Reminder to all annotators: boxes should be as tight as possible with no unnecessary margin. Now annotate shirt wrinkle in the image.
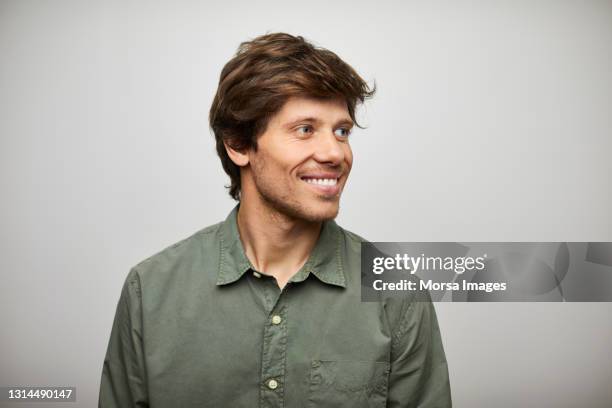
[99,205,451,408]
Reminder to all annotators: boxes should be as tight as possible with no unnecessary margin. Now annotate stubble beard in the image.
[250,160,340,223]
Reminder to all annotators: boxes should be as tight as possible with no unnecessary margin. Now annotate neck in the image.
[236,197,322,290]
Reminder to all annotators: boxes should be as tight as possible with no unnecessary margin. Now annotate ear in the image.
[224,140,250,167]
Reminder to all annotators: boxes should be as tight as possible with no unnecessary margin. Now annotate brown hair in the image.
[209,32,375,201]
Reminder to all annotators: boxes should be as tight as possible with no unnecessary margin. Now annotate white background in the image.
[1,1,611,406]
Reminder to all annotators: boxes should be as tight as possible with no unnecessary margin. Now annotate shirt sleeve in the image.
[99,269,149,407]
[387,293,452,407]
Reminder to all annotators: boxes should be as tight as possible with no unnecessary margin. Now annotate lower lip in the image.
[301,179,341,196]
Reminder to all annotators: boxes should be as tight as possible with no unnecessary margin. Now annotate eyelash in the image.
[296,125,314,135]
[296,125,352,138]
[335,128,352,138]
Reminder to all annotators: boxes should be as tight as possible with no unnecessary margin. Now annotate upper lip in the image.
[299,172,342,179]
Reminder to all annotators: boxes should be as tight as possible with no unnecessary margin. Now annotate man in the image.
[100,32,451,407]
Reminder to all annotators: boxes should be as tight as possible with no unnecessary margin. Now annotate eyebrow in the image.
[284,116,354,129]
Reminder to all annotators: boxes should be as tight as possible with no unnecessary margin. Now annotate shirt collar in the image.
[216,204,346,288]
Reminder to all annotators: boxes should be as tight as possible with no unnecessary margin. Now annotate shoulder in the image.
[340,226,367,244]
[336,223,368,254]
[333,223,366,268]
[333,223,371,288]
[335,223,429,328]
[129,221,223,285]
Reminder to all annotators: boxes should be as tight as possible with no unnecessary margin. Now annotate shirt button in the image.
[253,271,261,278]
[271,315,282,325]
[267,379,278,390]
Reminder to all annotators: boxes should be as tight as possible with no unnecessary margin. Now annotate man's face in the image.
[245,96,354,222]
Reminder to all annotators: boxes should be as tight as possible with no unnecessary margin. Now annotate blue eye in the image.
[297,125,313,135]
[334,127,352,138]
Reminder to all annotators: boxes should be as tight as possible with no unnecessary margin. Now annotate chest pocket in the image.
[307,359,390,407]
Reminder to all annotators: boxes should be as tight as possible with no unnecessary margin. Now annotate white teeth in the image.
[304,178,338,186]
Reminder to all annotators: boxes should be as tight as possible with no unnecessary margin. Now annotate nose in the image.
[312,130,345,165]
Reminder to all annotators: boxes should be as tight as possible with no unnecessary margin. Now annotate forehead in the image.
[270,96,351,125]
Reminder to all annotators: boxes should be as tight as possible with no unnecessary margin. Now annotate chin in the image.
[299,203,339,222]
[258,187,341,222]
[274,201,339,223]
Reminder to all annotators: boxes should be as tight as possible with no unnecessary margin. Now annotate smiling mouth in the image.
[299,176,342,197]
[300,177,339,186]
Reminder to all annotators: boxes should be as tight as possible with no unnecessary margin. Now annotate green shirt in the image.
[100,205,451,407]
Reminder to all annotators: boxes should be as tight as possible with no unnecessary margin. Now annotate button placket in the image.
[259,291,289,408]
